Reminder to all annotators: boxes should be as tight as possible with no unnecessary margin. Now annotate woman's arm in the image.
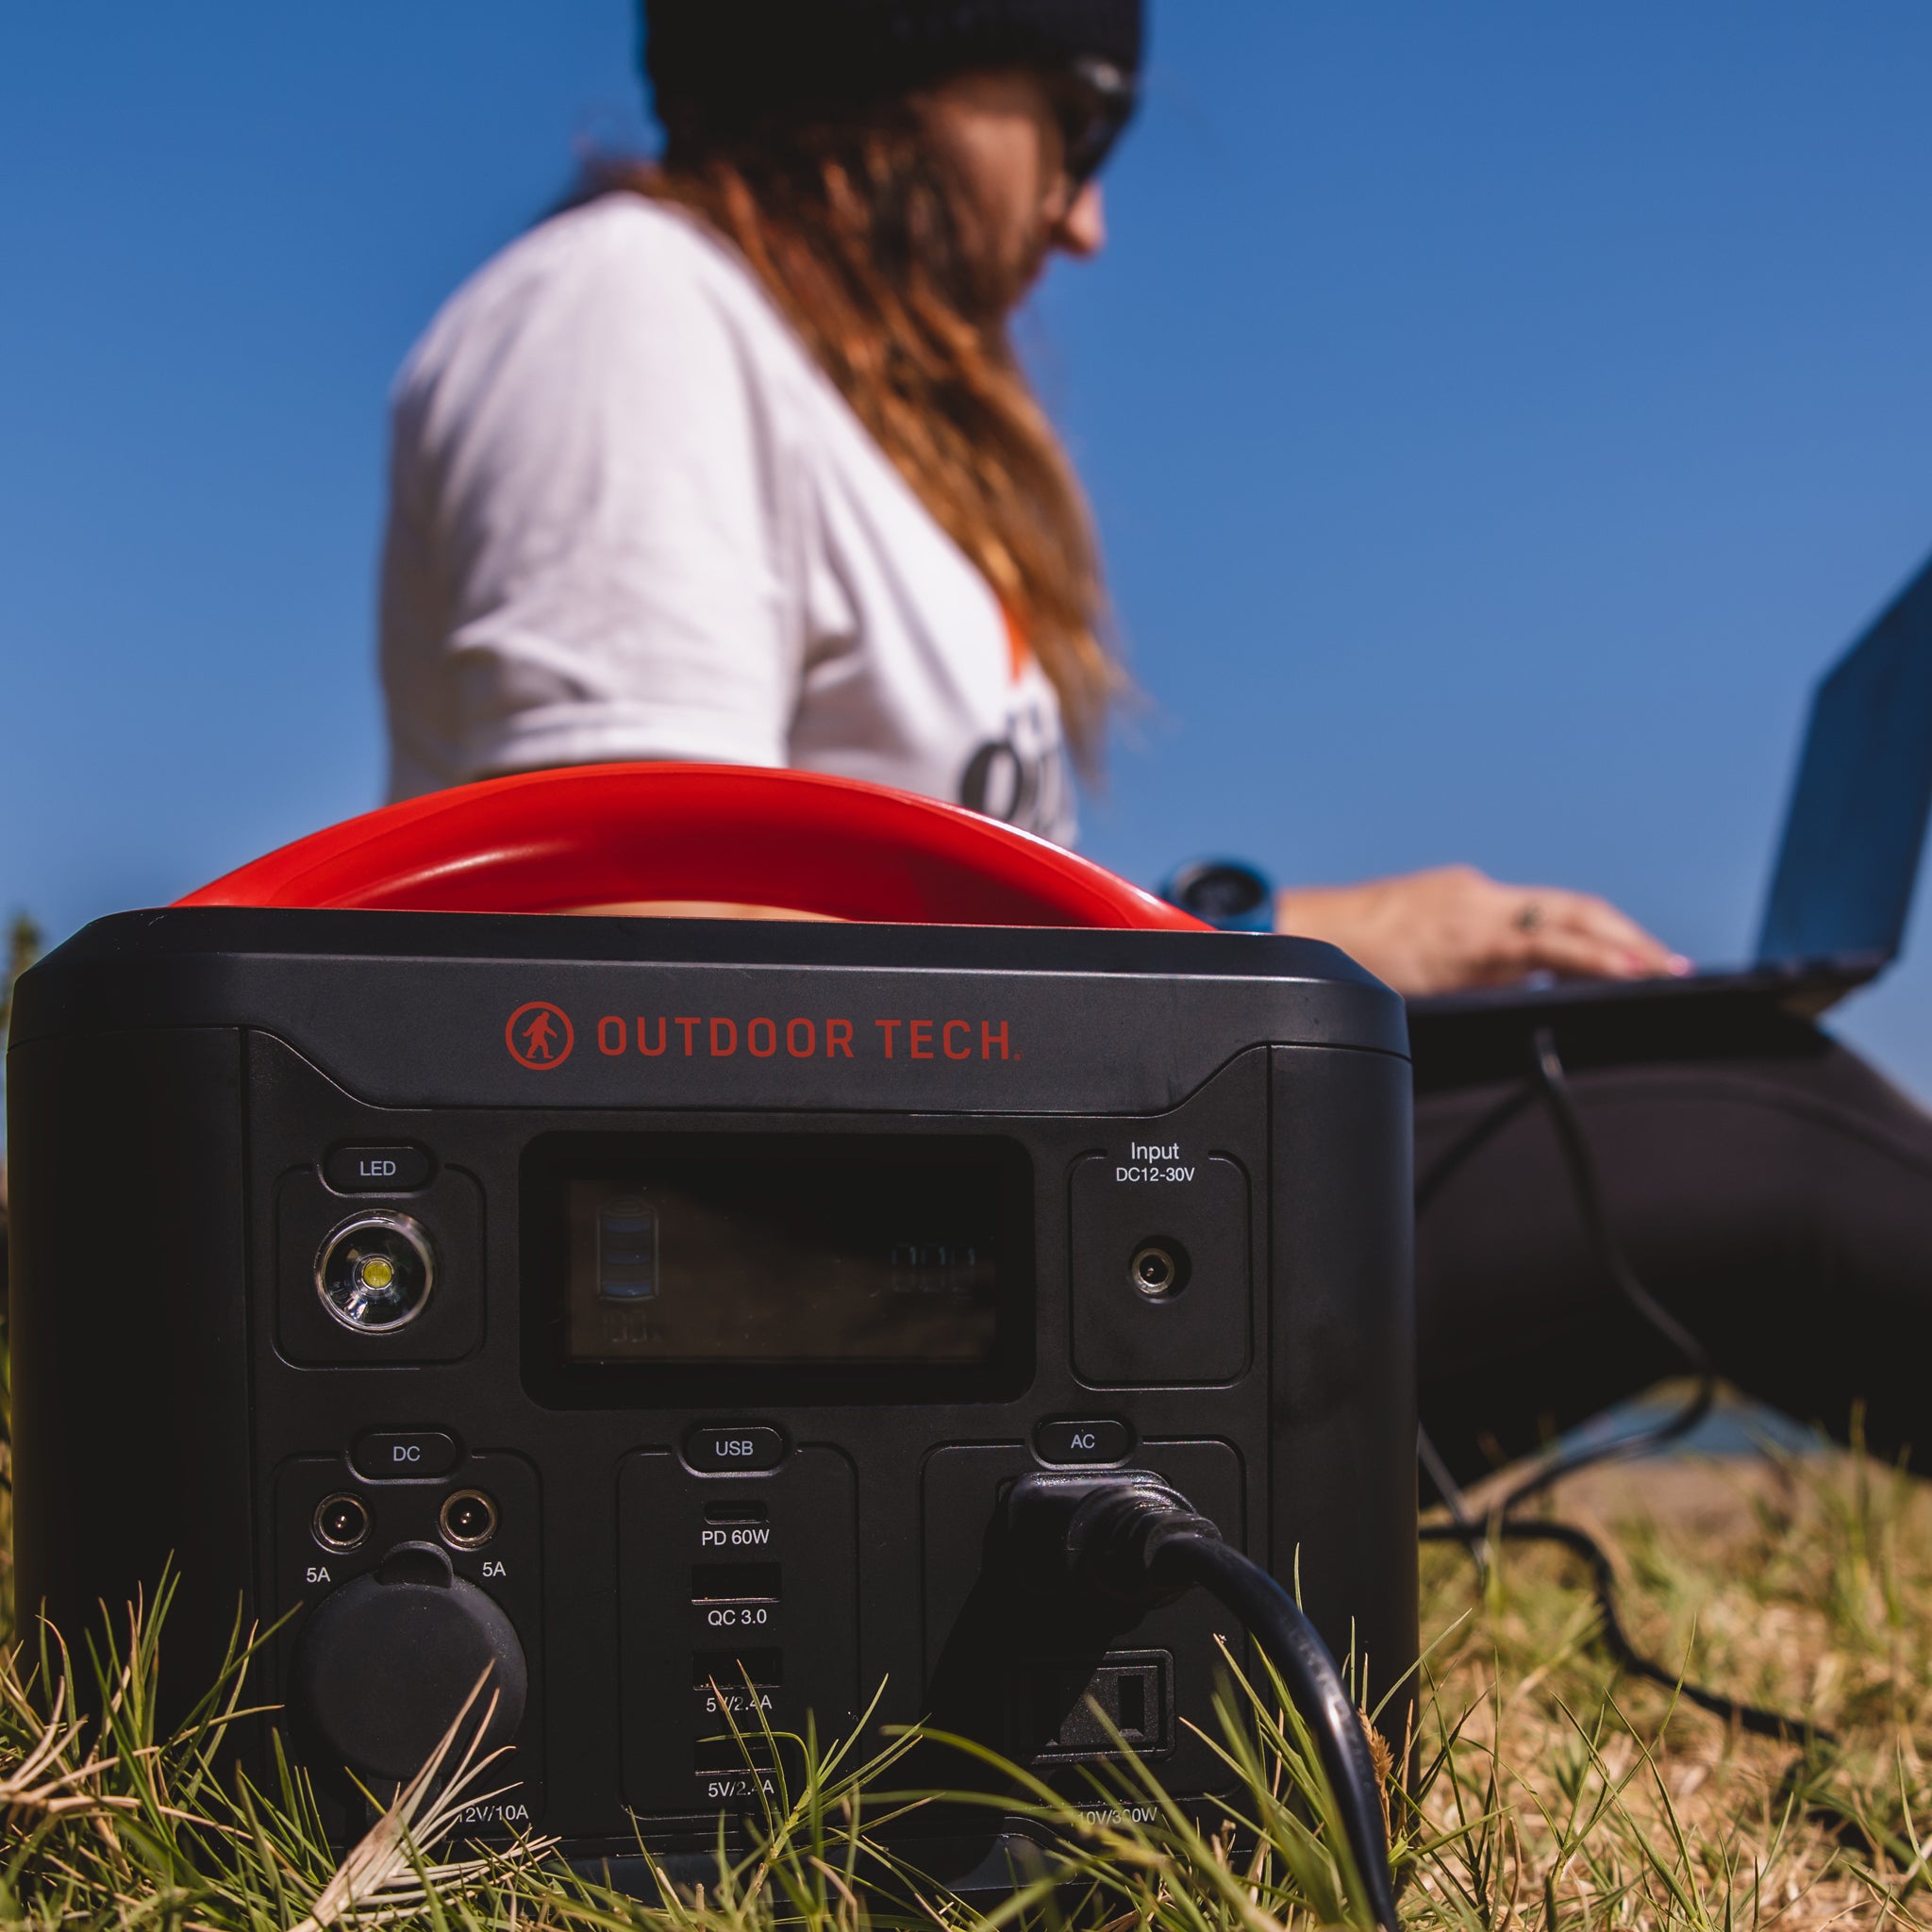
[1274,864,1689,997]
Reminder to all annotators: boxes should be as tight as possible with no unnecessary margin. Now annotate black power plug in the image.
[1007,1472,1399,1932]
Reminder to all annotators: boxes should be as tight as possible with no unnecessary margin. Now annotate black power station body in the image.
[8,908,1415,1878]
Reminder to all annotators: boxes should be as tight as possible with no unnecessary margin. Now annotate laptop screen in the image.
[1757,552,1932,969]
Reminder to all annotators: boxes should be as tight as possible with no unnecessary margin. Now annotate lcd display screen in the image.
[554,1137,1027,1367]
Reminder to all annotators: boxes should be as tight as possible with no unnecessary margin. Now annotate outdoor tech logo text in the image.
[505,1005,1018,1070]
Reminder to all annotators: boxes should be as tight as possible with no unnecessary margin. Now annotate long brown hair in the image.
[597,106,1118,766]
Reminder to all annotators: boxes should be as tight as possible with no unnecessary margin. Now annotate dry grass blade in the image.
[0,1672,134,1821]
[287,1667,556,1932]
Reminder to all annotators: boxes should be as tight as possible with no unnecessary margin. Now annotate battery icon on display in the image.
[597,1196,659,1301]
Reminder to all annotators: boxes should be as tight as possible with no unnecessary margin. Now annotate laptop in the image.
[1409,546,1932,1045]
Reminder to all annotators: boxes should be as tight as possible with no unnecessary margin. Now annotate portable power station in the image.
[6,767,1416,1894]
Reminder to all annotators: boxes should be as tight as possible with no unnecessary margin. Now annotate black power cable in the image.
[1008,1470,1401,1932]
[1418,1024,1828,1745]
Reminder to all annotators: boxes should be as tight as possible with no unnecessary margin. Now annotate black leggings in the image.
[1412,1004,1932,1485]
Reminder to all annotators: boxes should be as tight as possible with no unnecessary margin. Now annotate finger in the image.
[1515,889,1684,974]
[1468,924,1661,987]
[1524,925,1663,982]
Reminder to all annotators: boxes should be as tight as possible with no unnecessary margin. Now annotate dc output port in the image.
[313,1492,371,1553]
[439,1489,498,1552]
[1129,1240,1191,1302]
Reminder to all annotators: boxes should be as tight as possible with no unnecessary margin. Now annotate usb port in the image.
[704,1501,769,1524]
[694,1734,777,1774]
[691,1562,781,1603]
[693,1647,783,1688]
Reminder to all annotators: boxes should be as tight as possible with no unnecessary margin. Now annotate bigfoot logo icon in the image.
[506,1001,575,1070]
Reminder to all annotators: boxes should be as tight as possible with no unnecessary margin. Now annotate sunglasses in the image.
[1056,56,1140,184]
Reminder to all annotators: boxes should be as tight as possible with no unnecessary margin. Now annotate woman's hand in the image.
[1274,865,1690,997]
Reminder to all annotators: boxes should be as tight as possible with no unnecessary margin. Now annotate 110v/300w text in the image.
[592,1017,1017,1062]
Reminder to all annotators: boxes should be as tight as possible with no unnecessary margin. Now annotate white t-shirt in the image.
[379,193,1076,846]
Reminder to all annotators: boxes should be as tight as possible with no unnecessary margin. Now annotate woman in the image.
[380,0,1932,1478]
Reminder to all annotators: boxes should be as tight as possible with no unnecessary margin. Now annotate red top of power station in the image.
[176,762,1208,931]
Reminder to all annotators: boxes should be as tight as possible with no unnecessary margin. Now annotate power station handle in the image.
[175,761,1210,930]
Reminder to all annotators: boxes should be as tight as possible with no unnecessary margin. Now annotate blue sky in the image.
[6,4,1932,1087]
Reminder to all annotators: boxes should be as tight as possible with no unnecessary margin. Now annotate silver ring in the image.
[1515,901,1545,933]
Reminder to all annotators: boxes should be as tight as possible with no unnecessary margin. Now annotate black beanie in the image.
[643,0,1144,136]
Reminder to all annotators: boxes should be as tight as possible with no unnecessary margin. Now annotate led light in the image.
[316,1214,435,1334]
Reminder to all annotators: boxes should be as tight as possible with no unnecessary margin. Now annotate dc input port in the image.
[313,1492,371,1553]
[439,1489,498,1551]
[1130,1240,1191,1301]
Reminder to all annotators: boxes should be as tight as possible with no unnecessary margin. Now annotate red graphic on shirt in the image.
[506,1002,575,1070]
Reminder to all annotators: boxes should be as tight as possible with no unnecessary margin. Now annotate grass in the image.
[0,1420,1929,1931]
[1409,1431,1932,1932]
